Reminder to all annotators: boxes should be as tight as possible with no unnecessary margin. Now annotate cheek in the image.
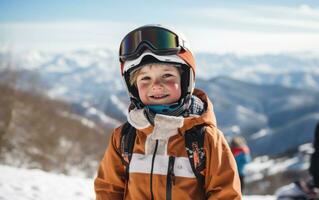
[137,82,151,93]
[165,80,181,98]
[137,83,149,98]
[165,80,180,91]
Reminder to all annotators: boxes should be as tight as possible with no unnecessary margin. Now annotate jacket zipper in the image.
[150,140,159,200]
[166,156,175,200]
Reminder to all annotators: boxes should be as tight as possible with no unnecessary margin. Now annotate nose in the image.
[151,79,163,92]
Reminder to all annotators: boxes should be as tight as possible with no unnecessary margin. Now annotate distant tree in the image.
[0,54,113,177]
[0,60,18,156]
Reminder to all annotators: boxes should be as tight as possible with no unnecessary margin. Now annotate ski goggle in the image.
[119,26,186,62]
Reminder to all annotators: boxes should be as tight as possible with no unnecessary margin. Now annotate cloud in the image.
[184,5,319,32]
[173,4,319,54]
[1,5,319,55]
[181,27,319,55]
[0,21,136,53]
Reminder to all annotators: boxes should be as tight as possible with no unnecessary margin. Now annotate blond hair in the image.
[129,63,182,86]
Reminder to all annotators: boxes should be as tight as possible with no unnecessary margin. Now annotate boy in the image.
[94,24,241,200]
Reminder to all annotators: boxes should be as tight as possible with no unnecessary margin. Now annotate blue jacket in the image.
[231,147,251,176]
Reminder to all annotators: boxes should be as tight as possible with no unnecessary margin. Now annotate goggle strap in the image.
[178,37,186,50]
[120,62,125,74]
[178,51,196,77]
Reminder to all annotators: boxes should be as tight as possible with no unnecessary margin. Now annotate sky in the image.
[1,0,319,55]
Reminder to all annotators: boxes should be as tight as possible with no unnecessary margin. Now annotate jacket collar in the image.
[127,88,217,135]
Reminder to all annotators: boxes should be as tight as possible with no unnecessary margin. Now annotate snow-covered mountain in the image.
[13,49,123,104]
[5,49,319,103]
[2,49,319,157]
[196,53,319,91]
[197,77,319,156]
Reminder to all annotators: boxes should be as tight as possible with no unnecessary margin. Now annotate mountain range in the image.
[2,49,319,157]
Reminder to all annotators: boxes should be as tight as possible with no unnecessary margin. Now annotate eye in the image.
[162,73,174,78]
[140,76,151,81]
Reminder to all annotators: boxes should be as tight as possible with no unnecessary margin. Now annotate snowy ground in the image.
[0,165,94,200]
[0,165,275,200]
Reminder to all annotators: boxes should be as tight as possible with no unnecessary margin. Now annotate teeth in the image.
[151,94,168,99]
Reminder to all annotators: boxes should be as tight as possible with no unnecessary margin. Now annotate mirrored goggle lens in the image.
[120,27,179,57]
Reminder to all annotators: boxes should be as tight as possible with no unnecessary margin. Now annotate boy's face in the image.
[136,64,181,105]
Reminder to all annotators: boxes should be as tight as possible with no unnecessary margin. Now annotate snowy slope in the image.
[0,165,94,200]
[0,165,275,200]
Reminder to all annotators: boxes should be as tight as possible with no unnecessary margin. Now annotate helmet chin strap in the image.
[140,94,192,124]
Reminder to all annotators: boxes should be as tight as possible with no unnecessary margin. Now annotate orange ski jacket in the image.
[94,89,242,200]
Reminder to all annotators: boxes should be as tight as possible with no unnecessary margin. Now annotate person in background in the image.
[309,122,319,193]
[230,135,251,193]
[275,122,319,200]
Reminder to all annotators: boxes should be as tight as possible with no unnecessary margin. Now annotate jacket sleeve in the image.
[94,126,126,200]
[204,127,242,200]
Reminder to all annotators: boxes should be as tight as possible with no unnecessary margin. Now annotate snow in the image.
[0,164,275,200]
[0,165,94,200]
[47,86,69,98]
[274,182,305,198]
[245,150,310,183]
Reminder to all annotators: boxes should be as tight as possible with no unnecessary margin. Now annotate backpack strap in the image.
[120,121,137,181]
[120,121,207,187]
[184,124,206,187]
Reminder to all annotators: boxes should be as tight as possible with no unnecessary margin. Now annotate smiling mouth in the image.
[149,94,169,99]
